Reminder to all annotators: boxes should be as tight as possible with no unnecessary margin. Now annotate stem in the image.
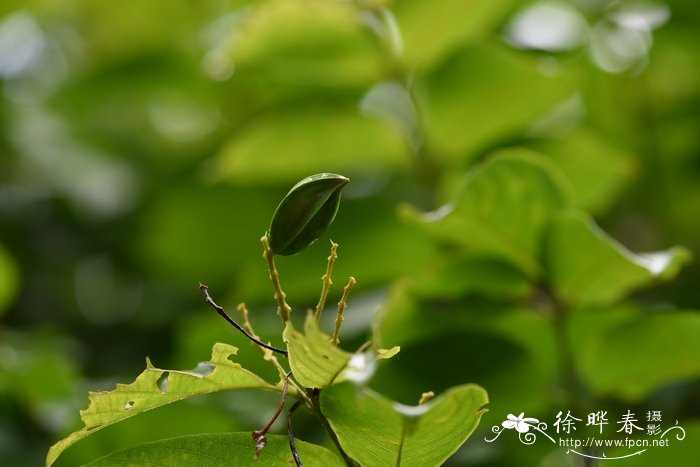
[287,400,303,467]
[314,241,339,322]
[331,277,356,346]
[261,235,292,323]
[308,389,358,467]
[199,284,288,357]
[252,372,292,459]
[545,288,596,467]
[237,303,309,403]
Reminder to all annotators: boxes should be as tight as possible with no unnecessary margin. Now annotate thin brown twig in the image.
[252,371,292,459]
[199,283,288,357]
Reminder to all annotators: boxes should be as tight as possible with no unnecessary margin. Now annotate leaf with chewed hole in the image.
[46,343,276,467]
[283,314,353,388]
[321,382,488,466]
[84,432,344,467]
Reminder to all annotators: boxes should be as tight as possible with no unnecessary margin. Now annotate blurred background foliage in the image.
[0,0,699,465]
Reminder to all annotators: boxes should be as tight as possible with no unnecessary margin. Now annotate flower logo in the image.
[502,413,539,433]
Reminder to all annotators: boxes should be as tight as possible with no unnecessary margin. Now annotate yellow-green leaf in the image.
[545,211,692,307]
[283,314,352,388]
[46,343,275,467]
[402,149,571,277]
[321,382,488,466]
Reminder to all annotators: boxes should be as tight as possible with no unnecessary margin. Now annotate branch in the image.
[199,283,288,357]
[287,400,304,467]
[314,241,338,322]
[252,371,292,459]
[331,277,356,346]
[237,303,309,404]
[261,235,292,323]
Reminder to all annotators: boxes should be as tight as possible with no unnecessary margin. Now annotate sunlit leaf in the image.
[606,422,700,467]
[571,307,700,400]
[46,343,276,467]
[421,42,574,164]
[401,149,571,277]
[216,106,408,183]
[283,314,352,389]
[229,0,384,89]
[321,382,488,466]
[532,127,636,213]
[544,211,692,307]
[85,432,344,467]
[395,0,515,70]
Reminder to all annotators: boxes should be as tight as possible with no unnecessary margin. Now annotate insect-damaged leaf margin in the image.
[46,343,277,467]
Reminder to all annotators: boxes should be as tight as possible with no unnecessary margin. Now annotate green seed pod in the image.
[268,173,349,256]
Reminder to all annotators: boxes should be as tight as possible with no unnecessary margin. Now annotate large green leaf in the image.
[283,314,352,389]
[46,343,277,467]
[570,307,700,400]
[394,0,515,70]
[532,126,636,213]
[401,149,571,277]
[376,281,556,417]
[216,106,408,183]
[228,0,384,89]
[544,211,691,307]
[85,432,344,467]
[421,41,574,164]
[321,382,488,466]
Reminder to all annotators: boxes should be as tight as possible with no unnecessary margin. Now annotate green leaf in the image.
[269,173,349,256]
[421,42,574,164]
[0,242,19,316]
[85,432,345,467]
[46,343,276,467]
[409,256,534,302]
[571,308,700,400]
[532,127,636,213]
[216,106,409,183]
[401,149,571,277]
[544,211,692,307]
[229,0,384,89]
[283,314,352,389]
[395,0,515,70]
[321,382,488,466]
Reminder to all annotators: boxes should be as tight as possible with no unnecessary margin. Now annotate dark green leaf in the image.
[0,243,19,316]
[84,432,345,467]
[269,173,349,256]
